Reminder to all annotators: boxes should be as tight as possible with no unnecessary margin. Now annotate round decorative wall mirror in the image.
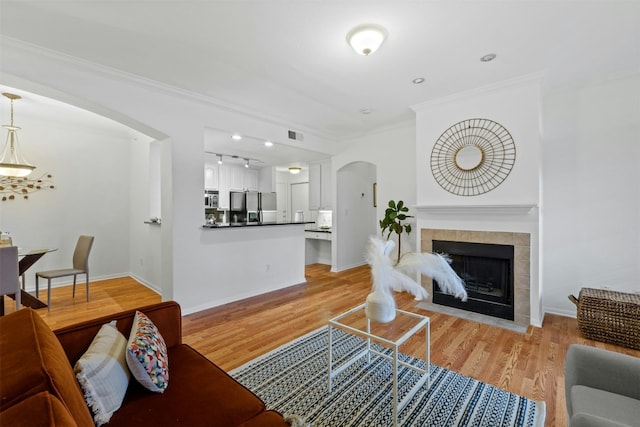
[430,118,516,196]
[454,145,484,171]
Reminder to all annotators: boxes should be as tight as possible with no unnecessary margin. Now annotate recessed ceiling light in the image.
[264,141,273,147]
[480,53,497,62]
[231,134,242,141]
[412,77,425,84]
[360,108,372,115]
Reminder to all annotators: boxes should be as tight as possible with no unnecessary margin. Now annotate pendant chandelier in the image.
[0,93,35,177]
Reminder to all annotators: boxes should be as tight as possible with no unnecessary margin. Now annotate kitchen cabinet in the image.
[230,167,245,191]
[218,166,231,209]
[320,159,332,209]
[216,165,260,209]
[204,163,219,190]
[304,231,331,241]
[308,159,332,210]
[244,169,258,191]
[305,231,331,265]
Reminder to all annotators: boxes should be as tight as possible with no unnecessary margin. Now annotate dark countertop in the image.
[304,227,332,233]
[202,221,313,229]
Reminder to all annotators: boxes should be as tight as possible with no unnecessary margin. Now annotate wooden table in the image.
[1,248,57,314]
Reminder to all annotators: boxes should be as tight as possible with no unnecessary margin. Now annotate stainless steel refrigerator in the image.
[260,192,277,223]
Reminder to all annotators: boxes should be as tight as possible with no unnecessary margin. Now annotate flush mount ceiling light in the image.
[346,24,387,56]
[264,140,273,147]
[231,134,242,141]
[0,93,36,177]
[480,53,497,62]
[288,166,302,175]
[412,77,425,84]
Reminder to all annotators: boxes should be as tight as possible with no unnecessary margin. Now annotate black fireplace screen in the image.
[432,240,514,320]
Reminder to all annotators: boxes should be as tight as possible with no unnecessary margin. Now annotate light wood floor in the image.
[5,264,639,427]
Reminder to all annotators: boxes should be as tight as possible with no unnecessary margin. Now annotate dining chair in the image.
[0,246,21,314]
[35,235,94,310]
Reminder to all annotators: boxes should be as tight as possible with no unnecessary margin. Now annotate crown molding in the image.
[410,71,547,112]
[0,37,338,144]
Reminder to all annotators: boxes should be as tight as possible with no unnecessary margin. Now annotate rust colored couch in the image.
[0,301,290,426]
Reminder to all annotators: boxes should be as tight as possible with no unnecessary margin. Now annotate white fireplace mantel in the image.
[415,204,538,216]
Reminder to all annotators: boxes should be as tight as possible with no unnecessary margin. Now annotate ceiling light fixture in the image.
[346,24,387,56]
[0,93,36,177]
[206,152,263,166]
[288,167,302,175]
[412,77,425,84]
[264,141,273,147]
[480,53,497,62]
[231,134,242,141]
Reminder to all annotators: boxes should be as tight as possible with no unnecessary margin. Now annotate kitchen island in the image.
[185,221,309,315]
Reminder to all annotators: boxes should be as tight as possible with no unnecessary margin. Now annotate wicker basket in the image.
[569,288,640,350]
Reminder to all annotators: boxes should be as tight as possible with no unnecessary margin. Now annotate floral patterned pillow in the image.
[126,311,169,393]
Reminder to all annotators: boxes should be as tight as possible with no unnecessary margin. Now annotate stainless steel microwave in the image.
[205,190,218,208]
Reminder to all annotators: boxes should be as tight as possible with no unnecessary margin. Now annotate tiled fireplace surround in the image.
[421,228,532,327]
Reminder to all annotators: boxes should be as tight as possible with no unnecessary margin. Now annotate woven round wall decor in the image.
[430,118,516,196]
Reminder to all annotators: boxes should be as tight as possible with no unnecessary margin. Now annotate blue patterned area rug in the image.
[230,327,546,427]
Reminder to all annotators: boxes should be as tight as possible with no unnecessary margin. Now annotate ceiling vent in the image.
[288,130,304,141]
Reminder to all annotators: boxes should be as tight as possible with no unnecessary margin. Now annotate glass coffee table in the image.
[328,303,430,426]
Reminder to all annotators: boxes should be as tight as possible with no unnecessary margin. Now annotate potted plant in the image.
[379,200,412,265]
[365,200,467,323]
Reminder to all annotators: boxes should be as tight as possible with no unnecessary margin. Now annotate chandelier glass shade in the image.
[0,93,35,177]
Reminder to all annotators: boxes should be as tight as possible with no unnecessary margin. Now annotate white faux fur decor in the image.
[365,236,467,322]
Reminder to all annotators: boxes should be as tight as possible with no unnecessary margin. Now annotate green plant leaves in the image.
[379,199,414,264]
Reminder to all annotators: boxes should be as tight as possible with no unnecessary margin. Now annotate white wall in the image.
[333,123,417,267]
[128,135,162,292]
[0,101,137,290]
[1,39,336,314]
[541,74,640,316]
[335,161,377,271]
[413,74,542,207]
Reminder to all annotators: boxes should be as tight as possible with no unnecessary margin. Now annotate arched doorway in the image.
[335,161,377,271]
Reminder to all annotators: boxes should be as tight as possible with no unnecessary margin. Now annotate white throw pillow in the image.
[74,320,130,427]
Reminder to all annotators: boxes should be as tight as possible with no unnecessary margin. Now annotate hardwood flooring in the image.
[4,264,638,427]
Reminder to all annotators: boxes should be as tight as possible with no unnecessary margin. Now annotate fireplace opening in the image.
[432,240,514,321]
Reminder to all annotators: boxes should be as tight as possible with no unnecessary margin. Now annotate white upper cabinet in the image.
[218,165,231,209]
[230,167,245,191]
[320,159,332,210]
[215,165,260,208]
[244,169,259,191]
[204,163,219,190]
[308,163,321,210]
[309,159,332,210]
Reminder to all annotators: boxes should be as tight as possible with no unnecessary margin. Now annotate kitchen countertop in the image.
[304,227,332,233]
[202,221,313,229]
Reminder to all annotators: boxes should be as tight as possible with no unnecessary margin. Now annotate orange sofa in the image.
[0,301,289,426]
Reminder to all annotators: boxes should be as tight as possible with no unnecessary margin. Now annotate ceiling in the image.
[204,127,329,170]
[1,1,638,159]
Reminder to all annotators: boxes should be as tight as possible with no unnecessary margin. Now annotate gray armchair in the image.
[565,344,640,427]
